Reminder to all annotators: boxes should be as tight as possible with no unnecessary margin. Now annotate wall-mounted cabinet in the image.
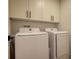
[9,0,43,20]
[9,0,28,18]
[28,0,43,20]
[43,0,59,22]
[9,0,59,23]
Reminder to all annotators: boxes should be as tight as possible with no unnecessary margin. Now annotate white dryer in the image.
[15,28,49,59]
[45,28,69,59]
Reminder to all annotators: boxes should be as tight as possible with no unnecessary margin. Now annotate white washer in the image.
[15,28,49,59]
[45,28,69,59]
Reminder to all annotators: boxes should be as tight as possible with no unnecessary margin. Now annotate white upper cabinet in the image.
[42,0,60,22]
[28,0,43,20]
[9,0,42,20]
[9,0,28,18]
[9,0,59,23]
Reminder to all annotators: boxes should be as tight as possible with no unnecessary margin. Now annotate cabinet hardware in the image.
[29,11,31,18]
[51,16,54,22]
[26,10,28,18]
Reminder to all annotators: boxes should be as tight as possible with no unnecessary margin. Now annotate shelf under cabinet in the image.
[10,17,59,24]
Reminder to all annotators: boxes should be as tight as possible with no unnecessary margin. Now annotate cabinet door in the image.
[28,0,43,20]
[9,0,28,18]
[43,0,59,22]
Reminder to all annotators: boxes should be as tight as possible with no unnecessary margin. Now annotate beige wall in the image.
[8,19,12,35]
[59,0,71,32]
[10,20,58,35]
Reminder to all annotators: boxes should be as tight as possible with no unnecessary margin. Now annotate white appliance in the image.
[15,28,49,59]
[45,28,69,59]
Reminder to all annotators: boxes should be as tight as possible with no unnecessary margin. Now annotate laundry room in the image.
[8,0,71,59]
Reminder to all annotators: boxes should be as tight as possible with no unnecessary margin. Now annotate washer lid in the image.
[16,32,47,36]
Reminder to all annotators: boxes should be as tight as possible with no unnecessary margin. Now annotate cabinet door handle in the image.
[26,10,28,18]
[29,11,31,18]
[51,16,54,22]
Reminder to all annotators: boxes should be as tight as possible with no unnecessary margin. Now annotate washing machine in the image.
[15,28,49,59]
[45,28,70,59]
